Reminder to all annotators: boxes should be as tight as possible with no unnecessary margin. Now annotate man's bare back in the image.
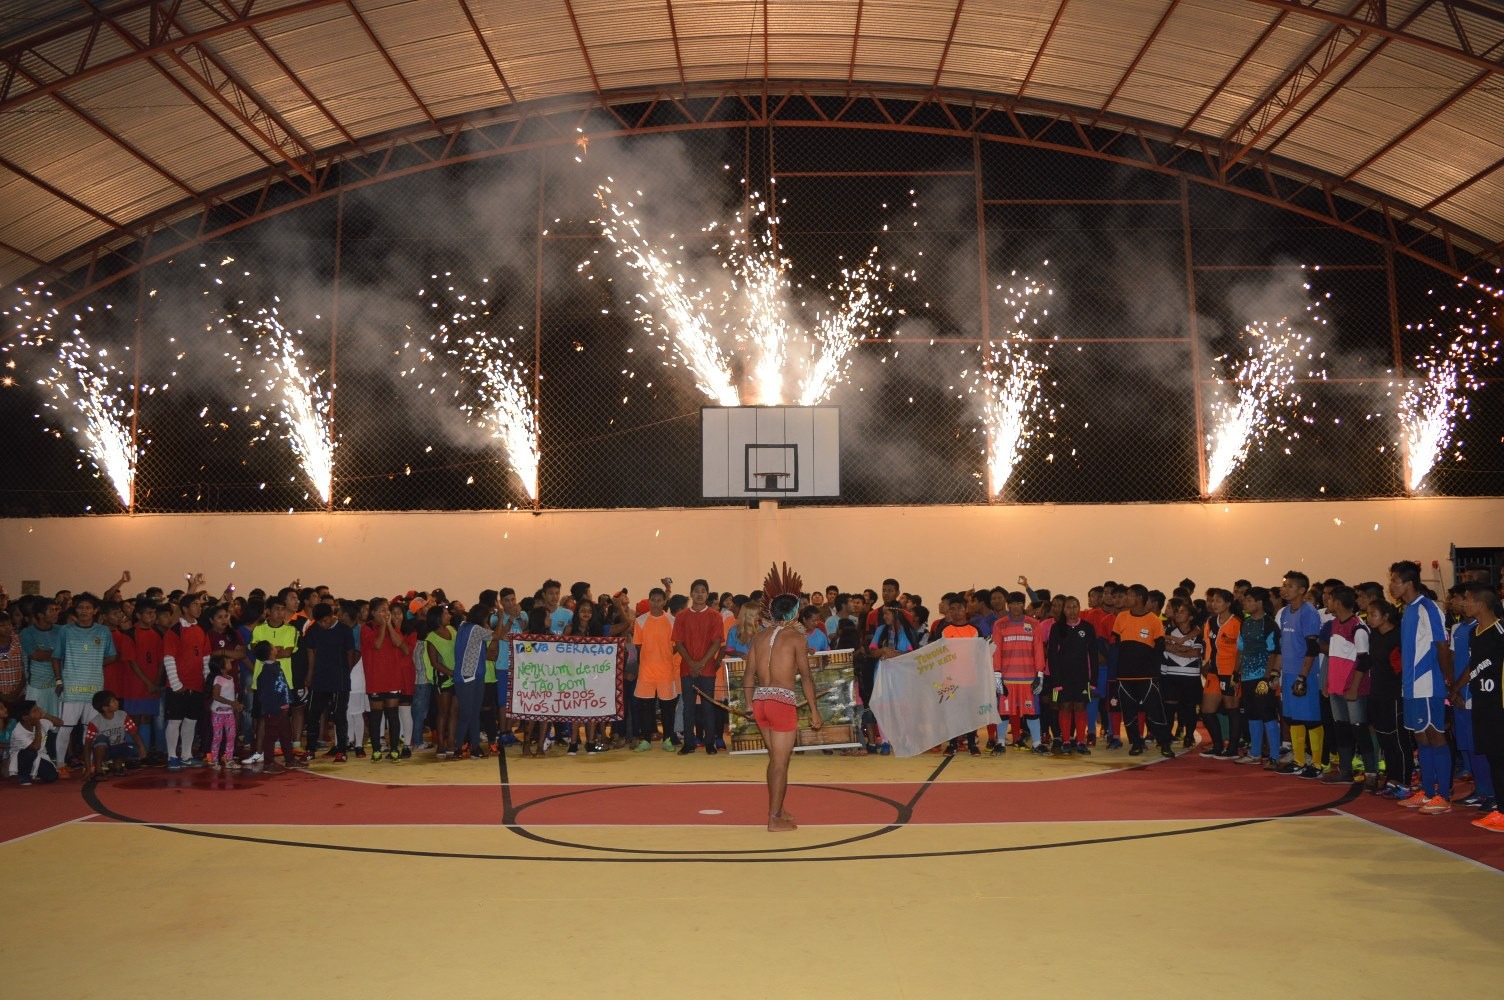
[747,621,805,691]
[743,603,821,832]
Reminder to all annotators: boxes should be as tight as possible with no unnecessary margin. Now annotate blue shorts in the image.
[1281,672,1322,724]
[122,697,158,716]
[1403,694,1446,733]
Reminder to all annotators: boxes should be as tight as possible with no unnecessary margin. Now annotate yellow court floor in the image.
[5,747,1503,998]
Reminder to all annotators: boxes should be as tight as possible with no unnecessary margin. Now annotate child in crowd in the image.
[7,699,62,785]
[83,689,146,778]
[208,655,242,770]
[251,641,299,776]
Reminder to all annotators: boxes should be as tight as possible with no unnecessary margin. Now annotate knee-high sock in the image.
[1472,750,1495,798]
[1426,744,1453,798]
[1226,709,1243,752]
[987,723,998,743]
[1201,712,1223,752]
[1057,706,1073,745]
[1025,717,1041,744]
[179,719,197,759]
[1008,711,1024,742]
[1333,720,1353,773]
[165,719,183,758]
[1355,724,1377,775]
[1264,721,1281,761]
[1249,720,1264,758]
[366,709,380,749]
[385,706,401,750]
[399,705,413,747]
[1290,723,1308,766]
[1307,725,1325,769]
[1074,709,1088,744]
[1085,699,1098,738]
[1417,743,1436,797]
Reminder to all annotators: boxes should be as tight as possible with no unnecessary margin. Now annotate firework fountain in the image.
[1396,301,1499,492]
[39,331,138,508]
[970,270,1055,499]
[1204,301,1328,495]
[412,275,540,502]
[243,306,335,505]
[593,182,894,406]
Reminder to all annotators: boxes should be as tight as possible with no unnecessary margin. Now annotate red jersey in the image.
[162,621,210,693]
[361,623,411,692]
[114,625,163,699]
[671,605,725,678]
[1080,606,1115,642]
[108,629,137,696]
[992,616,1044,681]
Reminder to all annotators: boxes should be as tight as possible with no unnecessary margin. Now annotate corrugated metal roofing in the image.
[0,0,1501,288]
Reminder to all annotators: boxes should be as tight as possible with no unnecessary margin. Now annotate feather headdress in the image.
[761,561,805,626]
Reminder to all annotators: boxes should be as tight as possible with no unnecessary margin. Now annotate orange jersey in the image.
[1203,613,1241,675]
[634,612,677,683]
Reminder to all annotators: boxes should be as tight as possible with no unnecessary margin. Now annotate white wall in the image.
[3,497,1499,603]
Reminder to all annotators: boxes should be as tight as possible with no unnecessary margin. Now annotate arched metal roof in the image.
[2,0,1503,291]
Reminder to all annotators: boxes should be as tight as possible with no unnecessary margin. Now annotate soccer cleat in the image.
[661,739,677,752]
[1399,790,1429,808]
[353,746,366,758]
[1159,746,1175,759]
[1128,745,1145,757]
[706,743,718,755]
[332,752,347,763]
[1296,765,1322,779]
[388,749,402,764]
[240,751,264,765]
[400,746,412,759]
[943,742,958,757]
[989,744,1005,756]
[675,743,693,756]
[633,740,651,752]
[1106,738,1124,751]
[1233,754,1257,765]
[167,757,185,772]
[1215,747,1240,759]
[1319,768,1348,784]
[1273,761,1298,775]
[1199,748,1224,758]
[1418,795,1452,815]
[1262,758,1278,771]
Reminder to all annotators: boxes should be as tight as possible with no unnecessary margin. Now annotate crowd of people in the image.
[2,561,1501,833]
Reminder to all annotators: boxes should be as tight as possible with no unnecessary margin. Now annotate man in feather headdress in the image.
[743,564,821,832]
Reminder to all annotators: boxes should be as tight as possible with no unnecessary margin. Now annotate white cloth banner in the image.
[508,637,623,721]
[869,637,1001,757]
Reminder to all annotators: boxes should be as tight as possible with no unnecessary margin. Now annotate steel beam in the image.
[14,82,1500,315]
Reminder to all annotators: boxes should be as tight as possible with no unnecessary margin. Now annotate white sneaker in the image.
[1233,754,1257,765]
[240,751,264,765]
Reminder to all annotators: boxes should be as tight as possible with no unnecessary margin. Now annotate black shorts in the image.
[483,681,498,709]
[1161,674,1202,705]
[1240,680,1278,722]
[290,686,310,707]
[165,688,204,720]
[1050,664,1090,701]
[367,691,402,703]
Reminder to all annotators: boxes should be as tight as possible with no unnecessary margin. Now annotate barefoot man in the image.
[743,594,821,832]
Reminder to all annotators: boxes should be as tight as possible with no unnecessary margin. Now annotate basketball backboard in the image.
[701,406,840,498]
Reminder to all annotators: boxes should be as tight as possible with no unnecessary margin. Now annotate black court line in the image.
[77,757,1364,864]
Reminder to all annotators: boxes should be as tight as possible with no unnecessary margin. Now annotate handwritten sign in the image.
[507,635,624,722]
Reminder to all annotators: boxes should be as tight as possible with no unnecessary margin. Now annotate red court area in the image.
[7,754,1504,871]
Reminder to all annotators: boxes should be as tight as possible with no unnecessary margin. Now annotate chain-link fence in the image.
[1,115,1499,516]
